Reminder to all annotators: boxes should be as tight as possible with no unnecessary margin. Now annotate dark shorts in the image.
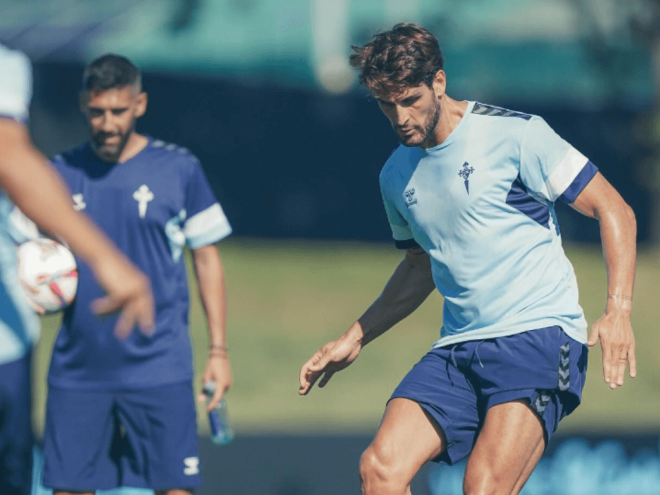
[390,326,588,466]
[0,352,33,495]
[42,381,202,491]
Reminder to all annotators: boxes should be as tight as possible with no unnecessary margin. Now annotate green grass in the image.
[32,239,660,437]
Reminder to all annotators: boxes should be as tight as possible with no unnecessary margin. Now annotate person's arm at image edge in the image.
[0,119,154,336]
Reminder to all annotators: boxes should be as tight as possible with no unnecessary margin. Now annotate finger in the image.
[27,298,45,315]
[299,356,318,388]
[601,342,613,386]
[628,346,637,379]
[587,325,599,347]
[113,304,138,340]
[615,352,627,387]
[318,371,335,388]
[136,296,155,335]
[207,388,225,412]
[299,367,323,395]
[307,351,335,374]
[299,351,325,390]
[90,295,122,316]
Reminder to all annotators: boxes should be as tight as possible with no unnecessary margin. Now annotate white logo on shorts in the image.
[183,456,200,476]
[72,193,86,211]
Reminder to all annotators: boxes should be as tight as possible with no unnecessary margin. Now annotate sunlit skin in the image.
[374,71,468,149]
[80,85,149,163]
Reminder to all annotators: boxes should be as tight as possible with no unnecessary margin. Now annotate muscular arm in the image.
[192,244,232,410]
[299,247,435,395]
[356,247,436,345]
[570,171,637,388]
[0,119,154,336]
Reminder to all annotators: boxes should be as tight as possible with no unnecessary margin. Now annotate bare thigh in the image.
[464,399,546,495]
[361,398,447,492]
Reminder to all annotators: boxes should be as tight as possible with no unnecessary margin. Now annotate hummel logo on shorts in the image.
[183,456,200,475]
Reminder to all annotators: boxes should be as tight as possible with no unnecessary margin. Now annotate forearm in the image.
[0,123,122,268]
[192,244,228,348]
[354,249,435,346]
[598,204,636,315]
[571,173,637,315]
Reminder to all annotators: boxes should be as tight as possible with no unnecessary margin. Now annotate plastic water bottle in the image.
[203,381,234,445]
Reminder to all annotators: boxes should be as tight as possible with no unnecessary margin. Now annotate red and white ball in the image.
[17,238,78,314]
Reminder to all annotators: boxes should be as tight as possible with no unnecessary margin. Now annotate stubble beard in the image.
[398,98,442,148]
[92,124,135,163]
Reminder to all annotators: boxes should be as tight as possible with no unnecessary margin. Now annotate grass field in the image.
[32,238,660,437]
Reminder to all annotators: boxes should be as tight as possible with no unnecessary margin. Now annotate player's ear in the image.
[135,92,148,118]
[432,70,446,99]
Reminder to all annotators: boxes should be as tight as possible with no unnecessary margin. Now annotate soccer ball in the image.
[17,238,78,314]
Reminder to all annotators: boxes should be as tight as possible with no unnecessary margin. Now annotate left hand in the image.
[197,353,232,412]
[20,280,45,314]
[588,308,636,389]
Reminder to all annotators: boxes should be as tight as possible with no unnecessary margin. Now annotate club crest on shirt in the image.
[458,162,475,194]
[133,184,154,218]
[404,188,417,208]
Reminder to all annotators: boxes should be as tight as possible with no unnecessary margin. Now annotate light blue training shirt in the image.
[0,44,40,365]
[380,101,598,347]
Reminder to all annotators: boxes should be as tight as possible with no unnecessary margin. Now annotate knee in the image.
[463,468,508,495]
[359,445,408,494]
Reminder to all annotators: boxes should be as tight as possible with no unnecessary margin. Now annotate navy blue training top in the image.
[48,138,232,390]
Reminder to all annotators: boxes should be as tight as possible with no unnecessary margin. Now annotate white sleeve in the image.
[520,116,597,204]
[0,46,32,123]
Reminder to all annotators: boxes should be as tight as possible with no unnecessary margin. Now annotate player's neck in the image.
[424,96,468,149]
[116,133,149,164]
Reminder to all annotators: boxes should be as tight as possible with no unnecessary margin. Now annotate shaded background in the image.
[2,0,659,494]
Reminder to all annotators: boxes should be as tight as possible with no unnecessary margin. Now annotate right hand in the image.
[298,329,363,395]
[88,253,155,339]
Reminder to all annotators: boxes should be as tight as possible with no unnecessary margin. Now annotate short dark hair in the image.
[82,54,141,92]
[349,23,444,97]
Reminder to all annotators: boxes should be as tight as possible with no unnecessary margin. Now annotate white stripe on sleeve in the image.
[546,147,589,201]
[184,203,232,249]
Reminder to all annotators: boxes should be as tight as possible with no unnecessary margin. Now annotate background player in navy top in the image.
[41,55,233,495]
[299,24,637,495]
[0,45,154,495]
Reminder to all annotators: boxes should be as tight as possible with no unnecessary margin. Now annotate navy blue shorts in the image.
[390,326,588,465]
[42,381,201,491]
[0,352,33,495]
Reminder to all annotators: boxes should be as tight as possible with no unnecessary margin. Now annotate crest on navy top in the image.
[458,162,475,194]
[404,188,417,208]
[133,184,154,218]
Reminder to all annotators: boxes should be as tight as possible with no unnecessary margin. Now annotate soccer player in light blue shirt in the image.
[299,24,637,495]
[0,44,154,495]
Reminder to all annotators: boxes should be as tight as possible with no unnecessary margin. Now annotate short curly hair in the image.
[349,23,444,97]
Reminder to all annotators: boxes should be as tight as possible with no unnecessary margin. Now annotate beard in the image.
[91,124,134,163]
[397,99,441,148]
